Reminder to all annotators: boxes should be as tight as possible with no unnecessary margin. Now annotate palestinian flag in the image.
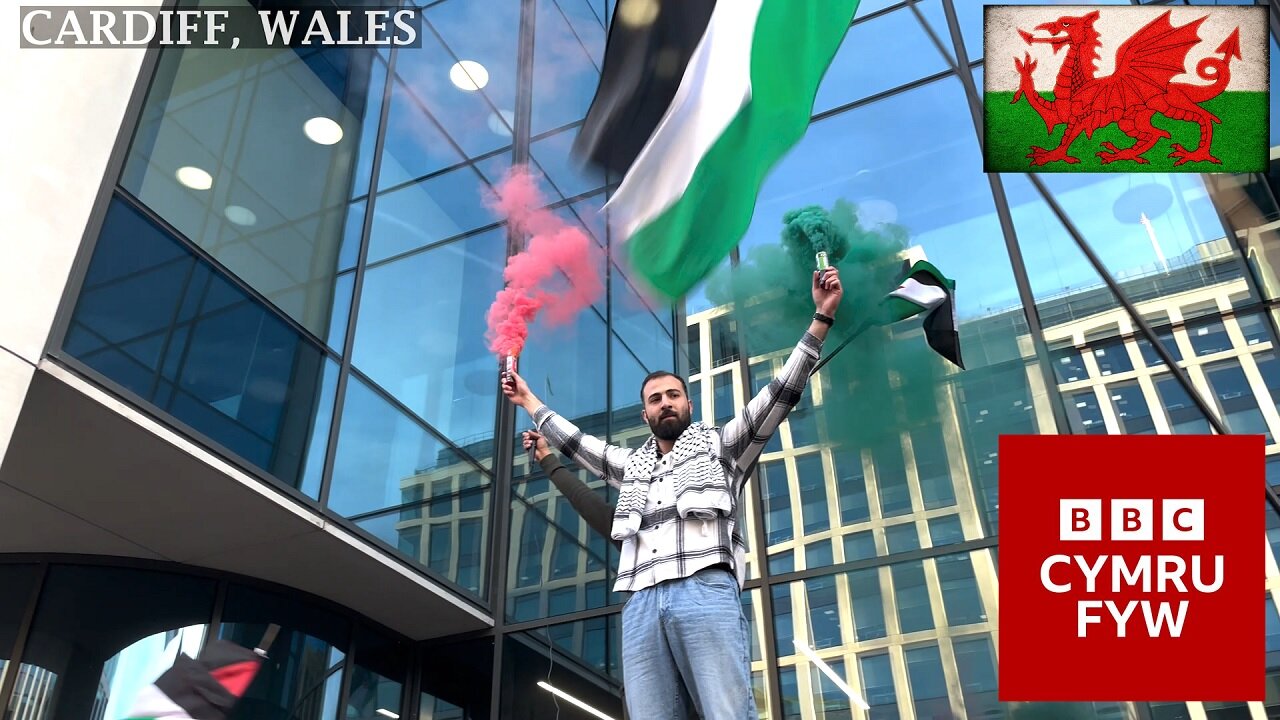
[578,0,861,301]
[983,5,1268,173]
[122,640,264,719]
[877,260,962,369]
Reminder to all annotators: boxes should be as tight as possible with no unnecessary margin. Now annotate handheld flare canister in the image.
[816,251,830,282]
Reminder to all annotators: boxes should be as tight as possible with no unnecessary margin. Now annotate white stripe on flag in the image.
[604,0,764,238]
[889,277,947,310]
[125,684,194,719]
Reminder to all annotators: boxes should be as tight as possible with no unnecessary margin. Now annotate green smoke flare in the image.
[705,200,948,450]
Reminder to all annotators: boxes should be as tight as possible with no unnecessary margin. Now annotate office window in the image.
[772,586,794,657]
[710,316,740,367]
[514,500,548,589]
[912,424,955,509]
[937,554,987,625]
[1050,344,1088,383]
[892,561,933,633]
[1186,307,1232,356]
[1205,361,1271,441]
[401,485,424,521]
[770,550,796,575]
[430,478,453,518]
[813,659,852,720]
[1068,390,1108,435]
[763,460,794,544]
[686,324,703,375]
[806,576,842,649]
[954,636,999,720]
[806,540,835,570]
[428,524,452,577]
[860,653,899,720]
[1089,335,1133,376]
[928,515,965,547]
[874,440,913,518]
[713,372,736,426]
[1156,375,1213,435]
[885,524,920,554]
[1238,313,1272,346]
[905,644,949,719]
[456,518,483,595]
[550,499,582,581]
[848,568,887,641]
[1109,381,1155,435]
[835,450,871,525]
[1137,313,1182,367]
[459,471,483,512]
[797,454,831,534]
[843,531,877,562]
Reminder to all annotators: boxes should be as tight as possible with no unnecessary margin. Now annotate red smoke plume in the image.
[485,166,604,358]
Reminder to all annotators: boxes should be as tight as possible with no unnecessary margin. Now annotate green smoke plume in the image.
[705,200,949,451]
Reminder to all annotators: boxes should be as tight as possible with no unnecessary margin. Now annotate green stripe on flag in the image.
[623,0,861,300]
[984,91,1268,173]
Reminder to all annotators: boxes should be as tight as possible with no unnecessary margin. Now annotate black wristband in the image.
[813,312,834,326]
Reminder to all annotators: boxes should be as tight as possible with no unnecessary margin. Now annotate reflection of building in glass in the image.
[689,232,1280,719]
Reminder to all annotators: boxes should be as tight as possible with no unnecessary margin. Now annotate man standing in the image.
[502,268,843,719]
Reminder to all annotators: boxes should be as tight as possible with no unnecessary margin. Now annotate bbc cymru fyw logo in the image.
[999,435,1263,702]
[983,5,1269,173]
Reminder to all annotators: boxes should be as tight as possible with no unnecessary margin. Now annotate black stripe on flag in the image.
[572,0,717,179]
[153,654,239,719]
[904,265,963,370]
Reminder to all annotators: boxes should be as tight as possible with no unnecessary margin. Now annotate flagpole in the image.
[810,319,872,376]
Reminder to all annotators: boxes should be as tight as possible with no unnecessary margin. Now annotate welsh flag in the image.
[983,5,1267,173]
[877,260,962,370]
[576,0,861,301]
[122,640,264,719]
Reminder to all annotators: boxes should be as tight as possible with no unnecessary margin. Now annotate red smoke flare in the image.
[485,166,604,358]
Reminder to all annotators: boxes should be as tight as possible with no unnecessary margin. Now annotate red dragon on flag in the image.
[1004,9,1245,169]
[983,5,1264,172]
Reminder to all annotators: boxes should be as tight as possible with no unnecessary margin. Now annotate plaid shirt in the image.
[533,331,823,593]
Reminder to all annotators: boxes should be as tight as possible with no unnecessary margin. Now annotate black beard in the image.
[650,412,691,441]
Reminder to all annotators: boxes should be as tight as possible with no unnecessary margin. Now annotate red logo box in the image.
[999,435,1264,701]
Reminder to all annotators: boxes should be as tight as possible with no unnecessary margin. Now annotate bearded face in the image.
[641,374,694,441]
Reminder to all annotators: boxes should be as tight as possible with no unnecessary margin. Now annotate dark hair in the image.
[639,371,688,402]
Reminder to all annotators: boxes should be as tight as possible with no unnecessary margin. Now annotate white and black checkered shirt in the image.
[533,331,823,593]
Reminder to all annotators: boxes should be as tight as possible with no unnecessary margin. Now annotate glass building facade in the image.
[7,0,1280,718]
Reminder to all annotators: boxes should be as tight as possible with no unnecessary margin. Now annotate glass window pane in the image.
[770,550,796,575]
[816,1,951,113]
[848,568,887,641]
[885,523,920,554]
[1137,313,1182,367]
[912,424,955,509]
[797,454,831,535]
[121,42,386,338]
[1156,375,1213,435]
[806,577,843,649]
[954,636,999,720]
[892,561,933,633]
[843,532,877,562]
[762,460,794,545]
[1067,390,1108,435]
[859,653,899,720]
[928,515,965,547]
[710,316,740,368]
[65,198,338,498]
[936,554,987,625]
[806,540,835,570]
[713,372,736,427]
[1109,381,1156,435]
[835,450,870,525]
[220,584,348,720]
[353,229,507,460]
[0,565,39,713]
[875,441,912,518]
[331,375,490,597]
[905,644,948,719]
[1206,361,1271,441]
[15,566,216,720]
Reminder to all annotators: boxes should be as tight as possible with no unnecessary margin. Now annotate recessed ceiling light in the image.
[617,0,659,27]
[304,117,343,145]
[175,166,213,190]
[449,60,489,91]
[224,205,257,226]
[488,109,516,137]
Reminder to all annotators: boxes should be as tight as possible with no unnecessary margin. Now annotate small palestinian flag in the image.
[983,5,1268,173]
[121,640,264,719]
[575,0,862,301]
[878,260,962,369]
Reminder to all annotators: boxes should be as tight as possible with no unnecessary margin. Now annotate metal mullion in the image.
[0,562,48,718]
[373,144,516,198]
[489,0,538,714]
[755,537,998,588]
[317,38,402,511]
[501,603,626,636]
[931,0,1073,434]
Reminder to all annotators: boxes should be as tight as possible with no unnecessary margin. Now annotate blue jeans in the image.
[621,566,756,719]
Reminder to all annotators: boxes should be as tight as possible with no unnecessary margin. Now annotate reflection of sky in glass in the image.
[103,626,206,720]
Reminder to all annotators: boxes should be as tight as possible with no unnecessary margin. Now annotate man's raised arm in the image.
[722,267,844,482]
[503,369,629,487]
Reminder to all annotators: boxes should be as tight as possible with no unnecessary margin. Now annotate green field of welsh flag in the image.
[984,5,1268,173]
